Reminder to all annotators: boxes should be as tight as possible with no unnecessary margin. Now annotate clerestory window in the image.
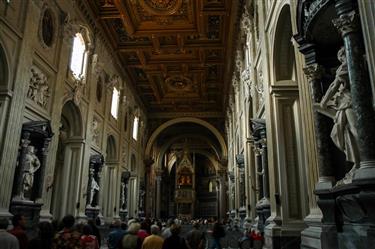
[132,116,139,140]
[70,33,88,79]
[111,87,120,119]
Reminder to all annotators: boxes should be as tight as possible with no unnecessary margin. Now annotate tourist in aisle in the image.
[141,224,163,249]
[8,214,28,249]
[161,224,187,249]
[0,218,19,249]
[28,221,55,249]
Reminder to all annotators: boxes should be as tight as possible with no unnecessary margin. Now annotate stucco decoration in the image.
[27,66,50,108]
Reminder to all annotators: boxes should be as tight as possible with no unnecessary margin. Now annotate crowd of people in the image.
[0,214,232,249]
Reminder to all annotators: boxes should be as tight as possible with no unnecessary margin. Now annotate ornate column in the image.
[259,135,269,200]
[235,154,246,208]
[86,167,94,207]
[37,137,52,199]
[119,171,130,220]
[155,169,162,219]
[303,63,335,188]
[254,145,263,201]
[333,1,375,181]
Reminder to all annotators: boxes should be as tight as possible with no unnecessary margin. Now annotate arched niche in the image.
[273,5,295,82]
[0,42,10,146]
[156,134,221,171]
[61,100,83,137]
[106,135,117,162]
[51,100,84,219]
[145,117,227,160]
[0,42,9,87]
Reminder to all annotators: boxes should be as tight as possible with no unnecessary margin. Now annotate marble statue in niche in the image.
[318,46,360,185]
[89,168,100,206]
[27,67,50,108]
[120,181,126,209]
[21,146,41,199]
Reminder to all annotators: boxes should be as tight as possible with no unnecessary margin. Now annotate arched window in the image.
[208,181,213,192]
[111,87,120,119]
[70,33,88,79]
[132,116,139,140]
[208,180,216,192]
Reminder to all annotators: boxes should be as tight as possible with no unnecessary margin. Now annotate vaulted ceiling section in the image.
[87,0,239,117]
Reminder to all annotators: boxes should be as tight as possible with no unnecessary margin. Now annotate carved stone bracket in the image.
[303,63,325,81]
[240,6,253,36]
[332,11,358,37]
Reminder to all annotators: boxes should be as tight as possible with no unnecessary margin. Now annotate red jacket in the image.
[9,226,29,249]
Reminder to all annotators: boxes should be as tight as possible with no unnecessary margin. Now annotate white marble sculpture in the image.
[89,168,100,206]
[319,46,360,185]
[21,146,41,199]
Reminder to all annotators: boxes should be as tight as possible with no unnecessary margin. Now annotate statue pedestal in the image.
[239,206,247,220]
[85,206,100,220]
[10,199,43,229]
[315,182,375,249]
[255,198,270,232]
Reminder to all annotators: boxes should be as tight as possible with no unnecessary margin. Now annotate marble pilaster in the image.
[358,0,375,109]
[0,0,40,218]
[155,170,162,218]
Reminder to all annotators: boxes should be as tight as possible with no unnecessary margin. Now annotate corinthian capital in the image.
[303,64,324,81]
[332,11,358,37]
[241,7,253,35]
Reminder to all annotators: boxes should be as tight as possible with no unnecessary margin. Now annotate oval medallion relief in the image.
[39,8,56,48]
[140,0,182,15]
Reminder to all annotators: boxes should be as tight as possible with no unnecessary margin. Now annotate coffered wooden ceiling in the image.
[87,0,238,116]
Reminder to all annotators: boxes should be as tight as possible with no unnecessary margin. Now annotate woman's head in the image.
[170,224,181,235]
[127,222,141,234]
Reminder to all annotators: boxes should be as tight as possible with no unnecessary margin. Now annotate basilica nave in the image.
[1,0,375,248]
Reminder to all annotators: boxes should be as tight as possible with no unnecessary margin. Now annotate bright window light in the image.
[111,87,120,119]
[70,33,86,78]
[132,116,139,140]
[209,181,213,192]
